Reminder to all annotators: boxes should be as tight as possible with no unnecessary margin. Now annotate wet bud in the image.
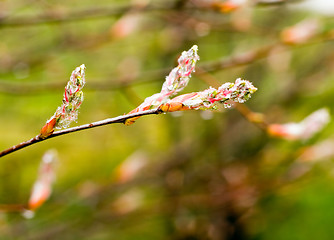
[159,78,257,112]
[125,46,199,125]
[39,64,86,138]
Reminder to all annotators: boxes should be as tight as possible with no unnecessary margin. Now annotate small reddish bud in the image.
[159,102,186,112]
[125,117,140,126]
[39,117,57,139]
[267,124,294,140]
[212,1,240,13]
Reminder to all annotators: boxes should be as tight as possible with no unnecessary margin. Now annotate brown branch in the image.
[0,108,162,158]
[254,0,305,6]
[0,204,27,212]
[0,0,301,28]
[200,44,275,72]
[0,4,170,28]
[233,103,268,130]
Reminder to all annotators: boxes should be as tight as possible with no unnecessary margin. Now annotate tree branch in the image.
[0,108,162,158]
[0,204,27,212]
[0,0,298,28]
[0,4,168,28]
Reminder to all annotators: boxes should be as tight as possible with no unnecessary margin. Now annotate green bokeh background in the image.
[1,1,334,239]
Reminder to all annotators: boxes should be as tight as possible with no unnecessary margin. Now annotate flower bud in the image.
[125,46,199,125]
[39,64,86,138]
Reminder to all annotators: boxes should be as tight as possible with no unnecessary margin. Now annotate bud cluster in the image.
[125,46,257,124]
[54,64,86,129]
[160,45,199,98]
[40,64,86,138]
[159,78,257,112]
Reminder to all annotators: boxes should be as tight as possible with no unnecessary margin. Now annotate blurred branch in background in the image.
[0,0,300,28]
[1,0,334,240]
[0,3,170,28]
[1,26,334,95]
[0,42,315,95]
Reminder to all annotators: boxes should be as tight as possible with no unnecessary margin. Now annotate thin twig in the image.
[2,30,334,95]
[199,44,275,72]
[0,108,162,158]
[0,0,301,28]
[233,103,268,130]
[0,4,169,28]
[3,36,334,95]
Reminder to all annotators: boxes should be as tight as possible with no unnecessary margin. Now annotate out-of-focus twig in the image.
[254,0,293,6]
[0,4,169,28]
[0,204,26,212]
[2,27,334,95]
[0,0,287,28]
[0,44,274,95]
[200,44,276,72]
[233,103,268,130]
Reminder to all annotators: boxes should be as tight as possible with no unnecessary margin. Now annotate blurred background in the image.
[1,0,334,239]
